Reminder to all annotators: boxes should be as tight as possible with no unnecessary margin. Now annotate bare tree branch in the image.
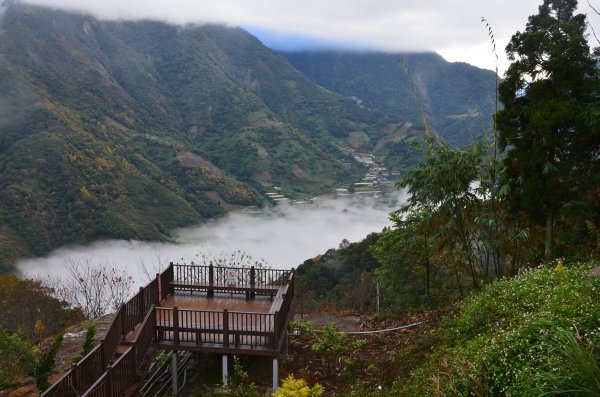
[587,1,600,46]
[45,257,133,319]
[588,0,600,16]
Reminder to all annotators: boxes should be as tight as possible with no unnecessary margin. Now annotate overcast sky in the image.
[18,0,600,75]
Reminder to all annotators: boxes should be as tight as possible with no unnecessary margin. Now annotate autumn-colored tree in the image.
[0,274,82,340]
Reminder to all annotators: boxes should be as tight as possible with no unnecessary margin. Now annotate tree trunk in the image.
[424,258,430,304]
[544,213,553,261]
[454,266,464,297]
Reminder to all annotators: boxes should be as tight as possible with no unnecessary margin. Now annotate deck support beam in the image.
[222,355,229,386]
[172,351,178,397]
[282,330,289,356]
[273,357,279,390]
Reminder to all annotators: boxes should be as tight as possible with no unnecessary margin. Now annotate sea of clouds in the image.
[18,193,406,287]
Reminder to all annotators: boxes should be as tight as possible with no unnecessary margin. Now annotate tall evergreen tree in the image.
[496,0,600,260]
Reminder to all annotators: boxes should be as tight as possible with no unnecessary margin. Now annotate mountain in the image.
[0,4,421,270]
[281,51,498,147]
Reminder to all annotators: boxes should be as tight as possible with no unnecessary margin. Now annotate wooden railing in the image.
[159,265,174,297]
[81,344,137,397]
[39,344,105,397]
[173,263,292,288]
[79,305,157,397]
[274,271,294,346]
[43,264,294,396]
[41,265,168,397]
[156,266,295,353]
[155,307,275,349]
[134,305,157,373]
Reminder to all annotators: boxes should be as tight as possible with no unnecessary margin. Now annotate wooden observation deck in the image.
[42,263,295,397]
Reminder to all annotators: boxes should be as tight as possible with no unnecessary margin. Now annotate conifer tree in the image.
[496,0,600,260]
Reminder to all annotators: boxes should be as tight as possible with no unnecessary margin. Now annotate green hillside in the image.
[281,51,498,147]
[0,4,417,269]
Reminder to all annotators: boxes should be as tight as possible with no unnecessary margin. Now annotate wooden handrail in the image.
[173,264,292,287]
[42,264,173,397]
[43,265,294,396]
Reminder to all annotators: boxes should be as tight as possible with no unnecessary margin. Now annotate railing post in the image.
[173,306,179,345]
[106,365,113,395]
[208,262,214,297]
[133,344,139,382]
[151,306,157,343]
[71,362,78,395]
[120,305,126,341]
[138,286,145,323]
[273,311,279,349]
[101,340,107,369]
[169,262,175,296]
[156,273,162,303]
[223,309,229,348]
[158,308,164,341]
[250,266,256,299]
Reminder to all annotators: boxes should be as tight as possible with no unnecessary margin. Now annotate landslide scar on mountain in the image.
[176,151,224,177]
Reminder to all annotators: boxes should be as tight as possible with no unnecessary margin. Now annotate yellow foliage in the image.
[555,258,565,279]
[34,319,45,336]
[94,156,114,170]
[313,255,322,264]
[67,152,83,163]
[274,375,324,397]
[80,186,92,198]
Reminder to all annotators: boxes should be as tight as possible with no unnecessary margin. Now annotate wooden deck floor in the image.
[160,292,274,313]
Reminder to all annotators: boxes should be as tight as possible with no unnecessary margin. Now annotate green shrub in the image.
[399,261,600,396]
[273,375,324,397]
[72,324,96,364]
[34,333,64,391]
[289,321,315,336]
[230,355,258,397]
[0,328,36,388]
[311,324,366,356]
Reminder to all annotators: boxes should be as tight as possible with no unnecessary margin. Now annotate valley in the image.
[0,4,419,269]
[0,3,496,269]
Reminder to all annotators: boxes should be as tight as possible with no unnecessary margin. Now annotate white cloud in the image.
[18,195,405,287]
[20,0,600,75]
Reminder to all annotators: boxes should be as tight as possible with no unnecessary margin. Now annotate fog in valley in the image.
[17,194,406,287]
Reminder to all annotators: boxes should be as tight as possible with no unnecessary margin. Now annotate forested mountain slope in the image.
[0,4,416,269]
[281,51,498,147]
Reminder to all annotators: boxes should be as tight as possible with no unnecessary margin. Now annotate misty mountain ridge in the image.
[0,3,423,269]
[0,3,495,270]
